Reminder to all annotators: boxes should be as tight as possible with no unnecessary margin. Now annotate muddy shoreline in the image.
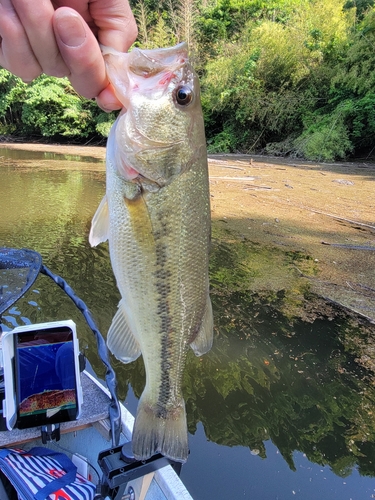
[2,142,375,325]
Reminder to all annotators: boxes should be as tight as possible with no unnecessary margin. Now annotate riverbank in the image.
[2,142,375,324]
[209,154,375,323]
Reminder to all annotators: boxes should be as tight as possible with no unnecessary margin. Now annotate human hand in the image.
[0,0,137,110]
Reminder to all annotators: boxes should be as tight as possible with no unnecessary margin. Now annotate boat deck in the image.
[0,371,193,499]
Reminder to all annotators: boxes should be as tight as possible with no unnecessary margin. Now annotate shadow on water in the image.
[2,149,375,498]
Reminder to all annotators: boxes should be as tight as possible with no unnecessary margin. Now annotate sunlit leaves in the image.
[21,76,93,137]
[0,71,114,139]
[0,0,374,156]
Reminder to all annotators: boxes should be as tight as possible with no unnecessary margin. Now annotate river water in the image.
[1,147,375,499]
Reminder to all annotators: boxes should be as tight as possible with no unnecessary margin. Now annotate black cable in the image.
[54,442,101,484]
[40,264,121,448]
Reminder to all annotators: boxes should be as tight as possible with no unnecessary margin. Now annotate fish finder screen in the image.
[14,326,78,429]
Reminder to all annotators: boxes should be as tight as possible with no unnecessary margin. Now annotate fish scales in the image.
[90,43,213,463]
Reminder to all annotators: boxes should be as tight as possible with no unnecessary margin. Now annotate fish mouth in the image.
[128,43,188,78]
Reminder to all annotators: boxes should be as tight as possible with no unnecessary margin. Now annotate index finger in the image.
[10,0,69,77]
[0,0,42,81]
[85,0,137,51]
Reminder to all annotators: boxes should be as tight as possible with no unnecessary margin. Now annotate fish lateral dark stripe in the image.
[153,230,176,412]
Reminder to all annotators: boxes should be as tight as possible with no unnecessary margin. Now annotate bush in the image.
[21,76,95,137]
[207,124,240,153]
[0,70,116,140]
[200,0,353,155]
[293,111,353,161]
[95,112,117,138]
[0,70,26,134]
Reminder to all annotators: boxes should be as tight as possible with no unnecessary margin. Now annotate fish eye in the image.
[175,85,193,106]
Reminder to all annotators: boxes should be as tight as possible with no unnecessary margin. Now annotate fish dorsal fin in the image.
[89,195,109,247]
[107,299,141,363]
[190,295,214,356]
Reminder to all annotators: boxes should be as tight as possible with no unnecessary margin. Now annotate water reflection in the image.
[1,148,375,498]
[0,146,102,163]
[189,292,375,476]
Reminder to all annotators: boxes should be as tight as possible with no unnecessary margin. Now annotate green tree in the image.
[0,70,25,135]
[201,0,355,157]
[21,76,95,137]
[293,7,375,159]
[0,71,116,140]
[1,0,374,158]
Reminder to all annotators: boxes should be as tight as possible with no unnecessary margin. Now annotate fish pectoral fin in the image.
[89,195,109,247]
[190,295,214,356]
[107,300,141,363]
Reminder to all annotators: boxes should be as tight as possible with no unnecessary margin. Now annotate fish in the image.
[89,42,213,463]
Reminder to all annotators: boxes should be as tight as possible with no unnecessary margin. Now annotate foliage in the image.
[133,0,200,57]
[21,76,94,137]
[325,9,375,153]
[200,0,356,157]
[1,0,375,159]
[343,0,374,20]
[293,110,353,161]
[0,70,26,135]
[95,111,118,138]
[206,124,240,153]
[0,72,115,139]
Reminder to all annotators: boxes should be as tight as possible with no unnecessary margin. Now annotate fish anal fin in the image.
[132,394,188,463]
[190,296,213,356]
[107,300,141,363]
[89,195,109,247]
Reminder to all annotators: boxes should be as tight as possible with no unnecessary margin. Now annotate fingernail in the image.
[95,97,121,113]
[56,13,86,48]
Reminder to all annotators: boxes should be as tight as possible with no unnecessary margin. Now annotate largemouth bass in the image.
[89,43,213,463]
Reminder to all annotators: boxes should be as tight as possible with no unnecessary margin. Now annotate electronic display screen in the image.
[14,325,79,429]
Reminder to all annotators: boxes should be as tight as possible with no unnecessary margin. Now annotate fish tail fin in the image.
[132,394,188,464]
